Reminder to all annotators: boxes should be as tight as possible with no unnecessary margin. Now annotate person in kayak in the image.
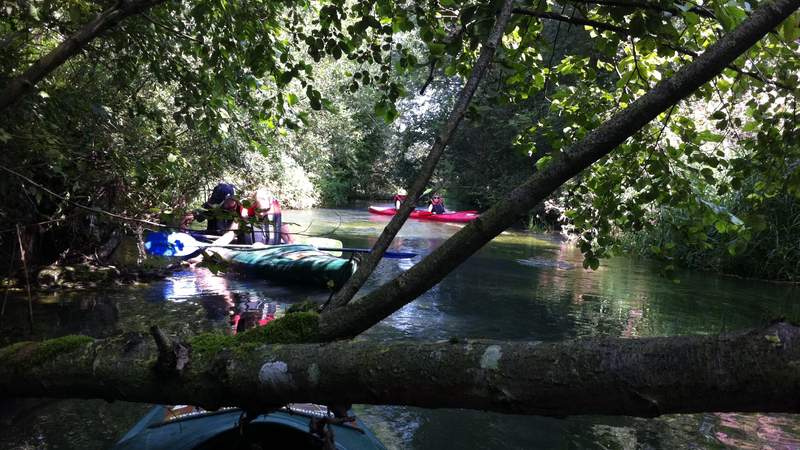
[238,187,294,245]
[393,194,407,210]
[393,189,407,210]
[428,193,446,214]
[180,183,240,237]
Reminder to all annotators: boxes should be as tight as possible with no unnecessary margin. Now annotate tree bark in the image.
[317,0,800,341]
[325,0,516,309]
[2,322,800,417]
[0,0,165,112]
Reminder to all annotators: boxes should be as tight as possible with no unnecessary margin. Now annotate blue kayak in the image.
[113,404,386,450]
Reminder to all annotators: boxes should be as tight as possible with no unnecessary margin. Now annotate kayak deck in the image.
[114,405,386,450]
[214,244,356,289]
[368,206,479,223]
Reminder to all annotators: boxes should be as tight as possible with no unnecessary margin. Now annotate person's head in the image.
[252,187,275,212]
[207,183,237,211]
[432,193,442,203]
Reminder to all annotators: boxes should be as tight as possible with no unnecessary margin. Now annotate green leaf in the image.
[420,26,434,43]
[779,12,800,42]
[700,167,714,182]
[698,130,724,142]
[428,43,445,56]
[535,155,553,170]
[710,110,726,120]
[287,93,299,106]
[382,104,399,123]
[374,101,387,118]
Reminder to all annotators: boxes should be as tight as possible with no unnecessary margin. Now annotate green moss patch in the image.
[287,300,321,314]
[0,341,33,362]
[0,335,93,368]
[31,335,93,366]
[188,333,236,359]
[186,311,320,362]
[237,311,320,344]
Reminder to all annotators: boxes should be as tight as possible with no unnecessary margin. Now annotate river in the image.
[1,206,799,449]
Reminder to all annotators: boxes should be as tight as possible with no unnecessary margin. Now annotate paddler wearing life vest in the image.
[393,188,407,210]
[428,193,446,214]
[238,187,294,245]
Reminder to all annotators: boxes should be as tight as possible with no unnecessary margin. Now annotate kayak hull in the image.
[368,206,479,223]
[217,244,356,289]
[113,405,386,450]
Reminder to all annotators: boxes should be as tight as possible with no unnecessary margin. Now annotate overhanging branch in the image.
[513,7,629,34]
[0,0,166,112]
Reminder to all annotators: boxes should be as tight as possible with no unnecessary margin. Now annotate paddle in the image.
[144,232,417,259]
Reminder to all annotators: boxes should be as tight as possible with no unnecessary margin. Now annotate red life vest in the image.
[239,199,283,245]
[242,198,281,218]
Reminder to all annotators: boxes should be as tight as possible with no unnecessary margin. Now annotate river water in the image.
[1,207,799,449]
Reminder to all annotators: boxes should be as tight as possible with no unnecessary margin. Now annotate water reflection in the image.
[711,413,800,449]
[163,268,237,322]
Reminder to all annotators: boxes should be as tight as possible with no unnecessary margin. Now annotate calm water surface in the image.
[1,206,799,449]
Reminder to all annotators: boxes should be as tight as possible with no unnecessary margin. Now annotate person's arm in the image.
[211,229,237,246]
[181,207,212,230]
[280,224,294,244]
[179,213,195,230]
[428,204,433,212]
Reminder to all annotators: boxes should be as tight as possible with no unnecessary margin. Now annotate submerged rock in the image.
[36,263,121,289]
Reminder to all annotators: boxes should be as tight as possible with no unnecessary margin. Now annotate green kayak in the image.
[215,244,356,289]
[113,404,386,450]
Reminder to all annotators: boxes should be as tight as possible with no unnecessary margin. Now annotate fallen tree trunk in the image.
[2,322,800,417]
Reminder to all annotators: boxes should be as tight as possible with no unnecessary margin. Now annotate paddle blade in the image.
[144,232,201,257]
[383,250,418,259]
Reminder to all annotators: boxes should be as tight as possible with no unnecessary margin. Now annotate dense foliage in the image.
[1,0,798,280]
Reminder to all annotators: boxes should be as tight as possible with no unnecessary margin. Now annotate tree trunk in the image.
[326,0,516,309]
[0,0,165,112]
[2,322,800,417]
[317,0,800,340]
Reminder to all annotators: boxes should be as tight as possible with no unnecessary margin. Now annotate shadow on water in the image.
[1,205,800,449]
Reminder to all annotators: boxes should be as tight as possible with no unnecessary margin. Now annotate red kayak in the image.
[368,206,479,223]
